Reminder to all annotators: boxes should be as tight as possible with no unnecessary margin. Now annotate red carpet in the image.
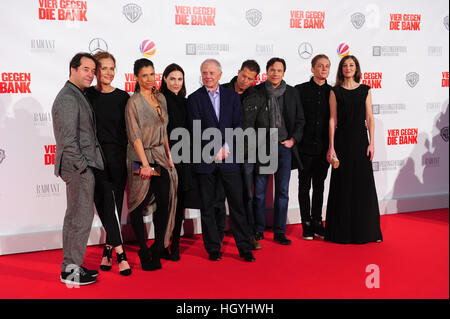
[0,209,448,299]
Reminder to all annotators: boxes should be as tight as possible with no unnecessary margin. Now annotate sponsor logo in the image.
[426,102,441,113]
[444,16,449,31]
[175,5,216,26]
[351,12,365,29]
[255,44,274,56]
[423,157,440,168]
[253,73,268,86]
[124,73,162,93]
[372,160,406,172]
[389,13,421,31]
[246,9,262,26]
[140,40,156,57]
[0,72,31,94]
[185,43,229,55]
[44,144,56,165]
[337,43,350,58]
[372,46,407,57]
[362,72,382,89]
[442,72,449,87]
[290,10,325,29]
[34,112,52,127]
[89,38,107,54]
[372,104,406,115]
[0,149,5,164]
[36,183,61,197]
[428,46,443,56]
[123,3,142,23]
[441,127,449,142]
[406,72,419,88]
[298,42,313,59]
[387,128,418,145]
[38,0,88,21]
[30,39,56,52]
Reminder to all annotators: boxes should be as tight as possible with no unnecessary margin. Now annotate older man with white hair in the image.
[187,59,255,262]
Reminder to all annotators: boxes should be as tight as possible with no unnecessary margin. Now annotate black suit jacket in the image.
[187,85,243,174]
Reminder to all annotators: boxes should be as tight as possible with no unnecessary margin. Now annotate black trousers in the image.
[298,153,330,223]
[197,167,252,255]
[93,158,127,247]
[129,167,170,252]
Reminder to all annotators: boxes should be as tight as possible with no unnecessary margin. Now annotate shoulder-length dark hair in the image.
[160,63,187,98]
[335,55,361,87]
[133,58,154,93]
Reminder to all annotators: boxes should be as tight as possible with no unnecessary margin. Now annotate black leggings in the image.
[129,167,170,251]
[93,163,127,247]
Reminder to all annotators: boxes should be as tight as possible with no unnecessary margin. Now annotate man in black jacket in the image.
[295,54,331,240]
[254,57,305,245]
[222,60,268,250]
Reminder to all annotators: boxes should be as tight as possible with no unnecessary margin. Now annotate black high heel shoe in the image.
[100,245,113,271]
[116,250,132,276]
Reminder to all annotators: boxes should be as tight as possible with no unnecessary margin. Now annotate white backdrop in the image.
[0,0,448,255]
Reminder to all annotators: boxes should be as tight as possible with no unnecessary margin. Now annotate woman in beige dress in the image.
[125,58,178,271]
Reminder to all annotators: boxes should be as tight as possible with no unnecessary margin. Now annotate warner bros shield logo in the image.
[441,127,449,142]
[0,149,5,164]
[351,12,365,29]
[406,72,419,88]
[123,3,142,23]
[246,9,262,27]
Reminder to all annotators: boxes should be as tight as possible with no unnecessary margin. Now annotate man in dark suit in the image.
[254,57,305,245]
[187,59,254,262]
[52,52,104,285]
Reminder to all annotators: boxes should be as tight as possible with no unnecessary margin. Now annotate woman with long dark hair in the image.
[159,63,191,261]
[325,55,383,244]
[125,58,178,270]
[85,51,131,276]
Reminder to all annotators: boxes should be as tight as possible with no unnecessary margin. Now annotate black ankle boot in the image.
[161,248,171,260]
[138,247,152,271]
[170,243,180,261]
[148,245,162,271]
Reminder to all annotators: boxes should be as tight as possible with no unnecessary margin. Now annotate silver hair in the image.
[200,59,222,72]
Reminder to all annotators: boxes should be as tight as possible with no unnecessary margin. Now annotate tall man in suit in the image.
[187,59,255,262]
[52,52,104,285]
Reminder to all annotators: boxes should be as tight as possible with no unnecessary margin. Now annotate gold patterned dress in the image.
[125,91,178,247]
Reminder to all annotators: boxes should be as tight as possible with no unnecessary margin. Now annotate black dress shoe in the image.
[274,233,292,245]
[239,251,255,262]
[209,251,221,261]
[302,221,314,240]
[313,220,325,239]
[255,232,264,241]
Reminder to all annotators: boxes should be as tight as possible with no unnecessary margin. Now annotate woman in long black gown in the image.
[159,63,192,261]
[325,55,383,244]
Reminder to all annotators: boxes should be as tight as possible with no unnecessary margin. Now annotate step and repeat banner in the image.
[0,0,448,254]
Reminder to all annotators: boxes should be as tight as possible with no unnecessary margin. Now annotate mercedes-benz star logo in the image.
[298,42,313,59]
[89,38,108,54]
